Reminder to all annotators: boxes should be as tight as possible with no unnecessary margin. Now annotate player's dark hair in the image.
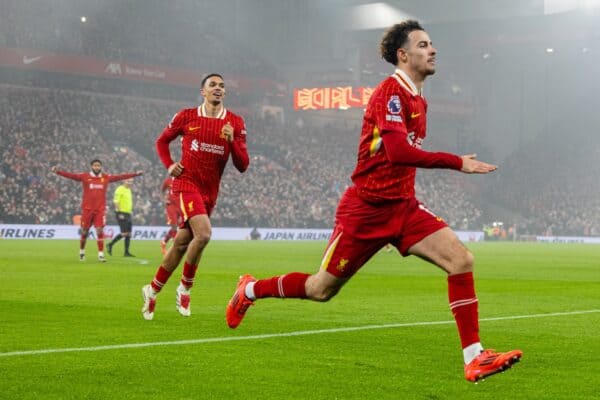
[90,159,102,166]
[380,20,425,66]
[201,73,224,88]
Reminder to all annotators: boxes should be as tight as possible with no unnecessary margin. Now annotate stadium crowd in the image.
[0,84,486,230]
[488,134,600,237]
[0,0,277,78]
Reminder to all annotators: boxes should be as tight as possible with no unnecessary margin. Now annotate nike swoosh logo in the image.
[22,56,43,65]
[410,112,421,119]
[188,126,201,131]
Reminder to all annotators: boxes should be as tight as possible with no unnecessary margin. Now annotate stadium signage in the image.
[0,225,492,243]
[294,86,374,110]
[0,227,56,239]
[0,47,284,94]
[536,236,600,244]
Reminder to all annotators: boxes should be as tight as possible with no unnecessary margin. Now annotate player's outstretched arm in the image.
[109,171,143,182]
[460,154,498,174]
[52,167,82,180]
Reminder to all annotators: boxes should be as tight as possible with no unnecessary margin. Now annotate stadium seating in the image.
[0,84,486,230]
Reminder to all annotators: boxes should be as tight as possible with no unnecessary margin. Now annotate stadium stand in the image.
[0,84,486,230]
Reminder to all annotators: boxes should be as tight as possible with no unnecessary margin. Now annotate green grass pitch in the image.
[0,240,598,399]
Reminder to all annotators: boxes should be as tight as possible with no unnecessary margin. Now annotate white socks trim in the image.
[245,281,256,300]
[463,342,484,364]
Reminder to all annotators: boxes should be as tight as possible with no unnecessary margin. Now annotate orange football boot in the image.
[464,349,523,382]
[226,274,256,328]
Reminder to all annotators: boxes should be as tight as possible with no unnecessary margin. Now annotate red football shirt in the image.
[351,69,461,202]
[156,104,249,208]
[56,171,140,210]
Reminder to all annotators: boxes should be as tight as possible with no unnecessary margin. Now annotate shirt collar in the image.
[392,69,421,96]
[197,104,227,119]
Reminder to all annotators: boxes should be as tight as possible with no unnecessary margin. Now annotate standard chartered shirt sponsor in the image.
[200,142,225,155]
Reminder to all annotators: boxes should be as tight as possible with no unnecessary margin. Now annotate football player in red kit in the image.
[226,21,522,382]
[159,175,180,255]
[142,74,249,320]
[52,160,142,262]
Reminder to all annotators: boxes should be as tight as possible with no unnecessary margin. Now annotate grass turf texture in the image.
[0,240,598,399]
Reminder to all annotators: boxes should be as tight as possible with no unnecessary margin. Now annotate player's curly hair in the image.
[379,20,425,66]
[90,159,102,165]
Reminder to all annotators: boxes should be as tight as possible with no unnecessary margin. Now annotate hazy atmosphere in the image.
[1,0,599,236]
[1,2,599,399]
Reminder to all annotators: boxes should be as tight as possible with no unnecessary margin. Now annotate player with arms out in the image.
[159,175,180,255]
[226,21,522,382]
[52,159,143,262]
[141,73,249,320]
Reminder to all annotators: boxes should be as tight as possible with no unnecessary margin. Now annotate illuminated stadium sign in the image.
[294,86,374,110]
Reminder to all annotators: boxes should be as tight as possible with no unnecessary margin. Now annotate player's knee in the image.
[455,248,474,273]
[194,231,211,247]
[173,238,190,253]
[309,286,339,302]
[176,243,189,253]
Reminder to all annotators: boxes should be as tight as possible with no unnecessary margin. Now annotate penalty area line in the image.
[0,309,598,358]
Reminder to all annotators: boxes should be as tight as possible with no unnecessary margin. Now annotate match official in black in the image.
[108,179,135,257]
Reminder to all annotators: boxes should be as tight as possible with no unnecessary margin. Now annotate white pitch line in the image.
[1,309,597,358]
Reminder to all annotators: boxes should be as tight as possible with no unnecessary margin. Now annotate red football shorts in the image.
[80,208,105,230]
[321,186,448,278]
[176,191,214,228]
[165,203,181,226]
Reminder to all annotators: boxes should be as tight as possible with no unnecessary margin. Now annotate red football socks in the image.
[181,262,198,290]
[254,272,310,299]
[151,266,173,293]
[97,232,104,251]
[448,272,480,348]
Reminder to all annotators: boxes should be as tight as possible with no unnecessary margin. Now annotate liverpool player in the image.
[226,21,522,382]
[141,73,249,320]
[159,175,180,255]
[52,160,143,262]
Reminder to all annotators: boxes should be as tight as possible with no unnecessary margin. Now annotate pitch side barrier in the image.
[0,224,488,242]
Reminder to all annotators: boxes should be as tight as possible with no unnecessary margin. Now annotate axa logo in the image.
[191,139,199,151]
[105,62,122,75]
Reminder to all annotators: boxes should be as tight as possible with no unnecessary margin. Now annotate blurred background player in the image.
[141,73,249,320]
[107,178,136,257]
[159,175,180,255]
[226,21,522,382]
[52,160,142,262]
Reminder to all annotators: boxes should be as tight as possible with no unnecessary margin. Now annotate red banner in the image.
[0,47,282,93]
[294,86,374,110]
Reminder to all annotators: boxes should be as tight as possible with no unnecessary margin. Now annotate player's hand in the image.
[136,170,144,176]
[168,162,184,177]
[221,122,234,142]
[460,154,498,174]
[51,166,57,173]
